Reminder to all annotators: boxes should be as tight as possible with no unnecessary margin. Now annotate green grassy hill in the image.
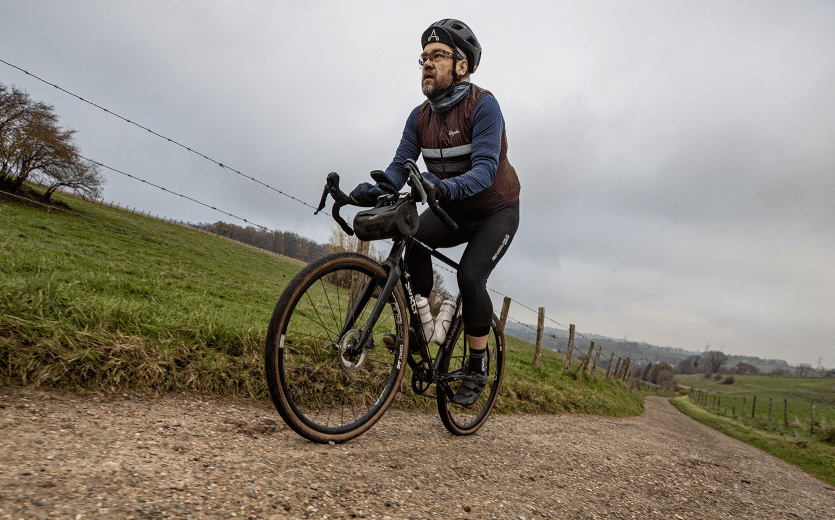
[0,184,642,417]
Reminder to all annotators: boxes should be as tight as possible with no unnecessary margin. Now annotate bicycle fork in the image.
[338,262,402,361]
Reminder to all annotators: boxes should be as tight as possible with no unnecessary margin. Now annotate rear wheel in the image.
[265,252,408,443]
[436,314,505,435]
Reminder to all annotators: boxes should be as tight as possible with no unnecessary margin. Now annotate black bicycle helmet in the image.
[421,19,482,73]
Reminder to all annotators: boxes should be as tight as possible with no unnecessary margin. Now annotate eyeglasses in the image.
[419,49,456,67]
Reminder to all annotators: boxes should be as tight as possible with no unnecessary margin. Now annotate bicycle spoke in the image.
[265,253,407,443]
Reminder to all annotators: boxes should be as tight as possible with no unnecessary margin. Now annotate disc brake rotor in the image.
[338,329,368,372]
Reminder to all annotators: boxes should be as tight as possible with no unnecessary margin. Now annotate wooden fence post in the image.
[605,352,614,379]
[563,324,575,376]
[784,399,788,428]
[732,398,736,416]
[499,297,511,332]
[613,358,622,380]
[621,357,631,381]
[590,344,601,377]
[751,396,757,419]
[533,307,544,368]
[768,398,773,422]
[811,403,816,434]
[578,342,594,377]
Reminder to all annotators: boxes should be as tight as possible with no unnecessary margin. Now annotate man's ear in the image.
[456,59,469,78]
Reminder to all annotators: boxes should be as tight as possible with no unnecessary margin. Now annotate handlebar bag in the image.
[353,199,419,241]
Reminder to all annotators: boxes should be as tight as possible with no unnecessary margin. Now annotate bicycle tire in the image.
[265,252,408,443]
[436,314,505,435]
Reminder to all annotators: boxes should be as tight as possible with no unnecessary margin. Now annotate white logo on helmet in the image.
[428,29,440,42]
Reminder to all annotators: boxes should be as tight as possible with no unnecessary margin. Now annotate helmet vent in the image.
[451,23,464,30]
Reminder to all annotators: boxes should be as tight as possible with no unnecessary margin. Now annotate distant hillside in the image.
[502,322,792,372]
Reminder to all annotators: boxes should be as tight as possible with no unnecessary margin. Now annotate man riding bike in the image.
[350,19,520,406]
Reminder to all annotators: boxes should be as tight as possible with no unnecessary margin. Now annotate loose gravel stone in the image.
[1,388,833,519]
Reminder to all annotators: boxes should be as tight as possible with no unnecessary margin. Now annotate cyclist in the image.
[350,19,520,406]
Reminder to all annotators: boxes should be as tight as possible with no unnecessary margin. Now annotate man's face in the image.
[421,42,466,98]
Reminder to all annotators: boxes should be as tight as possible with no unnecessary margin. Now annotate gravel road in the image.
[1,387,834,519]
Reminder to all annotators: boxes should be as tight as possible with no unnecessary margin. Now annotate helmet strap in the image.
[451,42,460,83]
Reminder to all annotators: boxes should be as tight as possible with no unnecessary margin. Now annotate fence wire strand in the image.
[0,58,317,213]
[2,57,630,366]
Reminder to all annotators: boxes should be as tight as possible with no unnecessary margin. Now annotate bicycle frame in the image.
[340,231,469,398]
[268,166,505,442]
[315,166,475,395]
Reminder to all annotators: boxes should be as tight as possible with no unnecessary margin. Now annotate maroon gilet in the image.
[416,84,520,220]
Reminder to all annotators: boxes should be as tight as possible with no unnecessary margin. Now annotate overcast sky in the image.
[2,0,833,368]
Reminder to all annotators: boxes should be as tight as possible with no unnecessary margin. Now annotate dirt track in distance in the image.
[1,388,834,519]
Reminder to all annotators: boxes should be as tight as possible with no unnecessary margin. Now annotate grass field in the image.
[678,374,835,430]
[1,184,642,418]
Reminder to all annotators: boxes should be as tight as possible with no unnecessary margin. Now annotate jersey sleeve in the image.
[383,106,422,190]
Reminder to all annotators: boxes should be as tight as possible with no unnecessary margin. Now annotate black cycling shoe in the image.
[450,371,487,406]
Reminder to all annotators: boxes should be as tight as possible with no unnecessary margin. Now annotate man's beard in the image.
[422,75,452,99]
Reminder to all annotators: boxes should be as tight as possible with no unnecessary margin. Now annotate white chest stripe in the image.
[421,144,473,159]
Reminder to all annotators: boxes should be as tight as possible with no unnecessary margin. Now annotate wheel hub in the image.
[338,330,369,372]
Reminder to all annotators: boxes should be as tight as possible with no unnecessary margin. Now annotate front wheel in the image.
[436,314,505,435]
[265,252,408,443]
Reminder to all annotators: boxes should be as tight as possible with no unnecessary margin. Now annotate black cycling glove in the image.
[349,182,385,206]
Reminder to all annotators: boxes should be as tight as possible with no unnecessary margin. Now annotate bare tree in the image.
[731,362,760,375]
[328,226,453,311]
[427,269,454,314]
[648,362,674,385]
[704,351,728,374]
[327,227,381,261]
[0,84,33,182]
[39,155,104,202]
[676,355,702,374]
[2,93,68,189]
[0,82,104,198]
[795,363,814,377]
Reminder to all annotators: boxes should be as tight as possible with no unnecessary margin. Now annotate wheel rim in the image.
[277,260,405,435]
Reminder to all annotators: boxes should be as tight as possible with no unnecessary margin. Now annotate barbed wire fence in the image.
[1,58,658,385]
[689,389,835,435]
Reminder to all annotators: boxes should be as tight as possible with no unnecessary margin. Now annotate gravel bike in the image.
[264,161,505,443]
